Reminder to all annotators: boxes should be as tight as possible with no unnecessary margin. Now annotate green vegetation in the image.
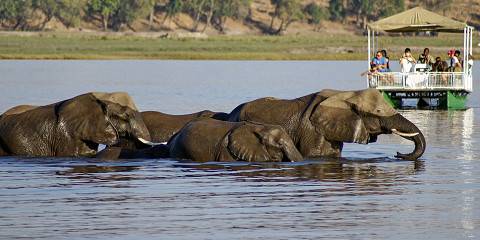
[269,0,303,34]
[304,3,329,31]
[0,0,455,34]
[0,32,471,60]
[329,0,405,29]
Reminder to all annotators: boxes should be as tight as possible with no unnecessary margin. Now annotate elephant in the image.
[1,105,38,117]
[0,92,154,157]
[109,110,228,152]
[226,88,426,160]
[141,110,228,143]
[166,119,303,162]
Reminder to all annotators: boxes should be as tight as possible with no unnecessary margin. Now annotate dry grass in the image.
[0,32,472,60]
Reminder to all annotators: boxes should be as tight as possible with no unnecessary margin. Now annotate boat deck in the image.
[368,71,472,109]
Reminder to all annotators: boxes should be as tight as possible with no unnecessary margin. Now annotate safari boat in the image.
[366,7,474,109]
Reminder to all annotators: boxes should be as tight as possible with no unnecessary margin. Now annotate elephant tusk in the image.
[391,129,419,137]
[98,144,107,152]
[137,137,165,146]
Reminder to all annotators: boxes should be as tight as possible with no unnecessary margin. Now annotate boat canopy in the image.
[367,7,467,33]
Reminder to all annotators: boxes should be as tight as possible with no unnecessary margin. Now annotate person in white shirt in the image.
[400,48,416,73]
[453,50,463,72]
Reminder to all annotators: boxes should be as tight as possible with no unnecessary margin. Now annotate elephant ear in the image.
[226,124,271,162]
[344,89,397,117]
[57,93,118,145]
[310,93,370,144]
[92,92,139,111]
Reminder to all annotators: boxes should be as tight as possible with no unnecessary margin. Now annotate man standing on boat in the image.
[418,48,434,71]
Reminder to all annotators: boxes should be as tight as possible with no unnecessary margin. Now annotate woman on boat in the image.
[400,48,416,73]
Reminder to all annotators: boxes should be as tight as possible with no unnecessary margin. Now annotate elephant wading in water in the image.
[166,119,303,162]
[107,110,228,154]
[0,92,154,157]
[227,89,426,160]
[141,110,228,143]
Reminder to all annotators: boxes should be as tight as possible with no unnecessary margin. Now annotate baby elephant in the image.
[168,119,303,162]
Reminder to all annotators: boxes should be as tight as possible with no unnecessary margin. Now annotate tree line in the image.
[0,0,451,33]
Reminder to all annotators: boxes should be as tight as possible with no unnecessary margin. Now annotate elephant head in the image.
[2,105,38,116]
[309,89,425,160]
[57,92,152,155]
[226,123,303,162]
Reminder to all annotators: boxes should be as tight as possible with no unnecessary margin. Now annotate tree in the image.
[183,0,215,32]
[87,0,121,30]
[348,0,377,29]
[304,3,329,31]
[411,0,452,13]
[328,0,345,22]
[56,0,87,28]
[347,0,404,29]
[269,0,303,34]
[111,0,152,30]
[212,0,250,33]
[0,0,32,30]
[378,0,404,18]
[32,0,60,28]
[161,0,183,28]
[33,0,88,29]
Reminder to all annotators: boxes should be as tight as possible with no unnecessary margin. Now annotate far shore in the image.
[0,31,475,60]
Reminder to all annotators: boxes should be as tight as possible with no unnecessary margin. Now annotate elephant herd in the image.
[0,89,426,162]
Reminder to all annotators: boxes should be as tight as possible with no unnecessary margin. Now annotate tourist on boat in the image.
[433,57,448,72]
[418,48,434,71]
[400,48,416,72]
[381,49,391,71]
[467,54,474,71]
[371,51,388,72]
[432,56,449,85]
[453,50,463,72]
[447,49,462,72]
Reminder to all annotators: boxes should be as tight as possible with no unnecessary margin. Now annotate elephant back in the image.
[2,105,38,117]
[168,119,236,161]
[228,97,295,126]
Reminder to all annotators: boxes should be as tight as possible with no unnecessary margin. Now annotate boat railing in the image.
[368,71,473,92]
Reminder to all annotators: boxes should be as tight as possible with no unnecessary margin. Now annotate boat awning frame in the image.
[367,7,467,33]
[366,7,474,92]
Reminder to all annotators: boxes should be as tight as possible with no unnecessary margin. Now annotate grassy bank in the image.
[0,32,472,60]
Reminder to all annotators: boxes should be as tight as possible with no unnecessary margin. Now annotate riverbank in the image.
[0,31,473,60]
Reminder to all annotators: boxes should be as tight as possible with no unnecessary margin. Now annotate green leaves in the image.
[0,0,32,29]
[0,0,451,33]
[165,0,183,17]
[87,0,152,30]
[269,0,303,34]
[304,3,329,25]
[56,0,86,28]
[327,0,405,28]
[328,0,345,22]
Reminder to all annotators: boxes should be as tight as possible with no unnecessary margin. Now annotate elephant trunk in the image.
[380,114,426,160]
[282,140,303,162]
[130,111,153,144]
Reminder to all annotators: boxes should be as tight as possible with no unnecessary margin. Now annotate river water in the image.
[0,61,479,239]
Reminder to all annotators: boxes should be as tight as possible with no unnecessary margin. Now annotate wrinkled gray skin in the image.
[0,92,151,157]
[167,119,303,162]
[227,89,426,160]
[142,110,228,143]
[110,110,228,152]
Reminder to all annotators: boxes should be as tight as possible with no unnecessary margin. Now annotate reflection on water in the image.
[0,61,479,239]
[1,157,428,239]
